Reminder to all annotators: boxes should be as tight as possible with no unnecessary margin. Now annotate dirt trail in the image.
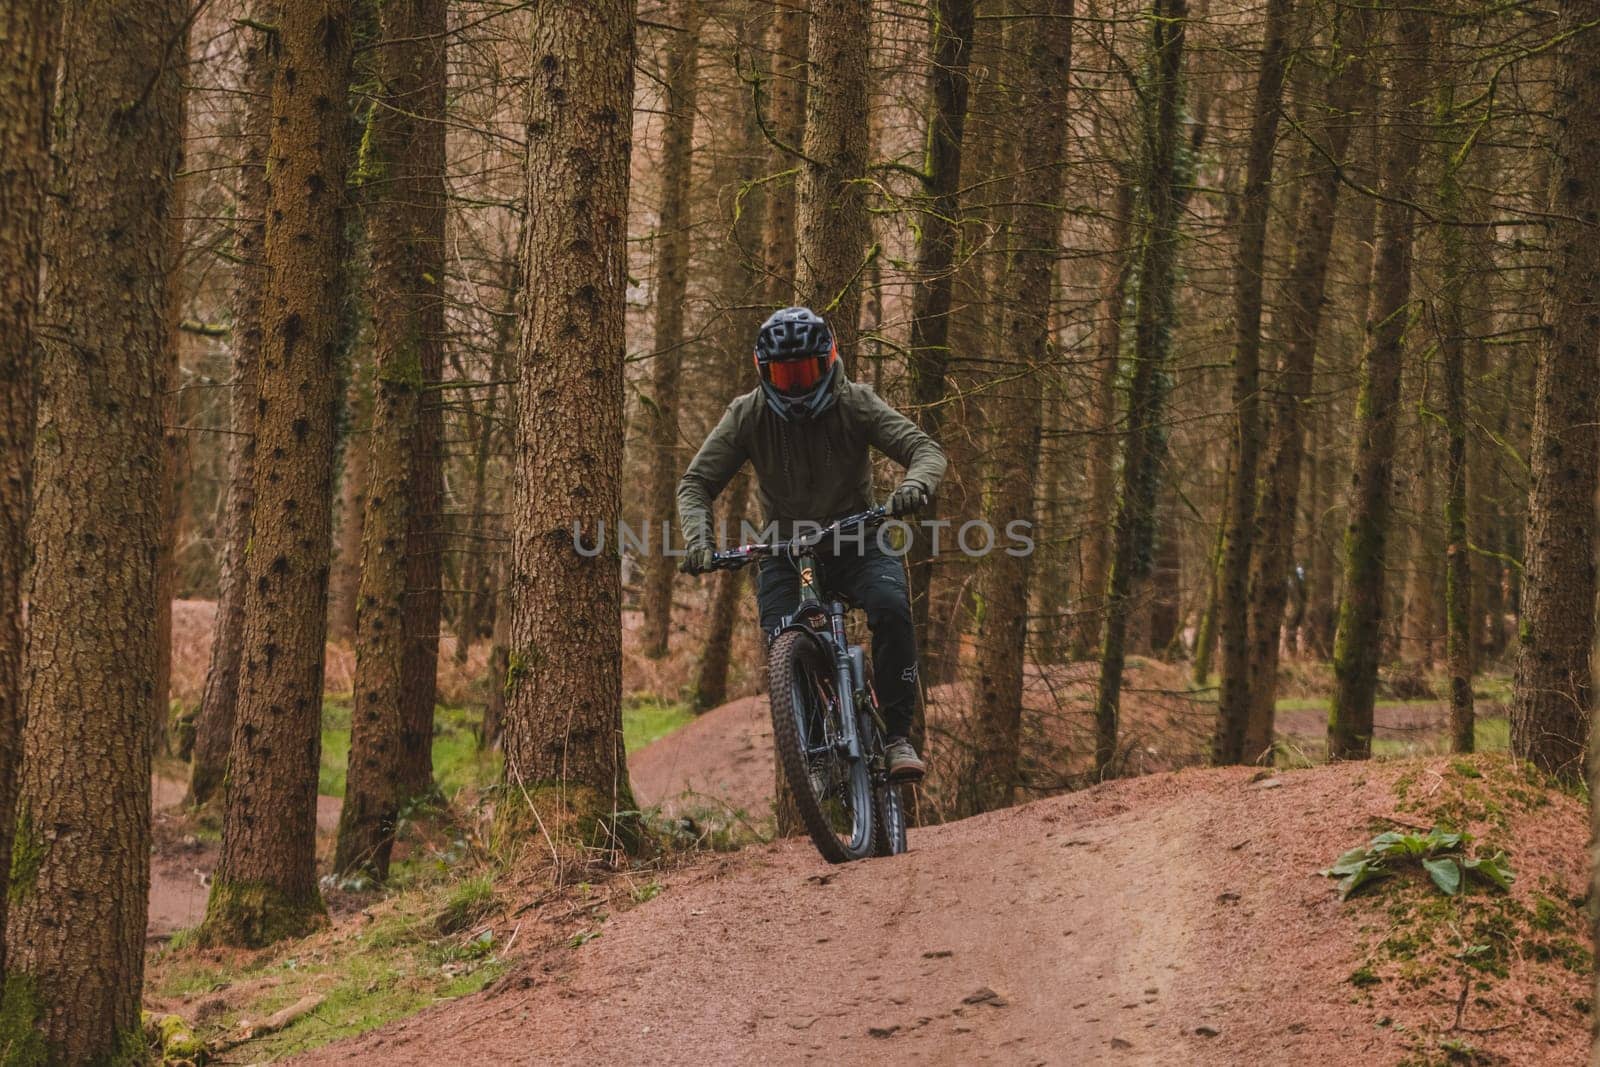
[293,759,1588,1066]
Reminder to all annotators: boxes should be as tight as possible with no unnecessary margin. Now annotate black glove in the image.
[889,481,929,517]
[680,543,715,575]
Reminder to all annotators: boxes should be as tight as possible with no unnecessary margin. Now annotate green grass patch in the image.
[147,877,507,1060]
[318,699,691,799]
[622,699,694,753]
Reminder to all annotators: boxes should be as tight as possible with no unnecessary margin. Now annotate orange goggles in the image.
[757,344,836,395]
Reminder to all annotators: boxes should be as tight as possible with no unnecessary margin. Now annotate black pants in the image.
[756,540,919,739]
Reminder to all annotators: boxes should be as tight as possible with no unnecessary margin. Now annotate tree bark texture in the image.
[1511,7,1600,782]
[1329,14,1431,761]
[1212,0,1291,765]
[968,0,1073,814]
[0,0,58,969]
[337,0,448,881]
[795,0,871,356]
[640,0,703,659]
[1094,0,1187,777]
[906,0,975,682]
[191,9,274,809]
[1081,178,1135,662]
[1240,4,1370,762]
[204,0,356,946]
[0,0,181,1056]
[502,0,639,844]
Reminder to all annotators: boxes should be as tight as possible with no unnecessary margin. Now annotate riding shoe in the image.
[884,737,925,782]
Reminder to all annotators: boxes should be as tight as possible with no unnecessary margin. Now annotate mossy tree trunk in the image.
[1241,3,1370,762]
[0,0,183,1057]
[203,0,357,946]
[337,0,448,882]
[190,7,274,809]
[1094,0,1187,777]
[795,0,870,356]
[640,0,704,660]
[1328,13,1432,761]
[1435,64,1475,754]
[1081,177,1135,664]
[0,0,59,966]
[967,0,1074,813]
[501,0,639,849]
[1510,5,1600,783]
[1211,0,1291,765]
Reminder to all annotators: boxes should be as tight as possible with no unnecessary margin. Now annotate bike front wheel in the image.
[768,630,874,863]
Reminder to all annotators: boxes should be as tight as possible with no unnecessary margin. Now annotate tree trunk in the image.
[203,0,356,946]
[0,0,58,967]
[1094,0,1187,777]
[906,0,974,687]
[1212,0,1292,765]
[455,267,517,662]
[501,0,638,847]
[394,38,451,803]
[337,0,448,882]
[1192,472,1228,684]
[1241,4,1369,762]
[795,0,870,355]
[640,0,704,660]
[190,10,273,809]
[329,373,370,643]
[1511,7,1600,782]
[1328,14,1431,761]
[968,0,1073,814]
[0,0,182,1054]
[695,22,766,714]
[760,0,809,838]
[1080,178,1135,662]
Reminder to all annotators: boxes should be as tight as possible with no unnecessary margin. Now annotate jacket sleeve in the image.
[860,386,948,495]
[676,401,748,548]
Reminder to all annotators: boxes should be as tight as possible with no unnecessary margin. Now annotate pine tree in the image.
[968,0,1074,812]
[203,0,357,946]
[795,0,870,354]
[640,0,705,659]
[337,0,449,881]
[190,7,275,808]
[501,0,639,846]
[1328,13,1432,761]
[1094,0,1188,775]
[1510,6,1600,782]
[0,0,183,1053]
[0,0,59,963]
[1212,0,1292,765]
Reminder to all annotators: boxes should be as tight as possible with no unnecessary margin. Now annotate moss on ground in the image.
[148,873,510,1062]
[198,881,328,950]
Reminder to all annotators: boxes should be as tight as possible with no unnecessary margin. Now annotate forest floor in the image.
[147,602,1584,1064]
[281,754,1586,1066]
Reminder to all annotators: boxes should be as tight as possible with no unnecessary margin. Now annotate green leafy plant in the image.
[1321,827,1514,901]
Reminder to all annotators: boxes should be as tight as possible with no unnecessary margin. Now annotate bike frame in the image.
[711,507,889,764]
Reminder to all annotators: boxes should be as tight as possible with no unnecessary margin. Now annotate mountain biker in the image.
[676,306,947,782]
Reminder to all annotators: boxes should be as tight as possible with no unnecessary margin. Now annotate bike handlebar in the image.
[706,504,891,572]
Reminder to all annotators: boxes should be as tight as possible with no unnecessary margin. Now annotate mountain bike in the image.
[706,505,908,863]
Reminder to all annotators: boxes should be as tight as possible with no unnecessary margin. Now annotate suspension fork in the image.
[829,600,862,759]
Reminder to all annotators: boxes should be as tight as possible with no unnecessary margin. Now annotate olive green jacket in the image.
[677,375,948,547]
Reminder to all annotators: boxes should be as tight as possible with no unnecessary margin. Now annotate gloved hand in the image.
[889,481,929,517]
[680,542,715,576]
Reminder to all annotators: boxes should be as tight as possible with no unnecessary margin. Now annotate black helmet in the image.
[753,306,841,421]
